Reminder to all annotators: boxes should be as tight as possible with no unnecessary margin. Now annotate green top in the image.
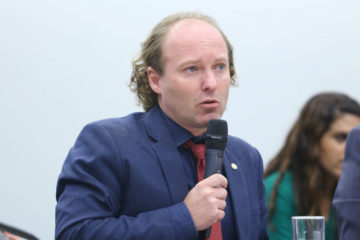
[264,171,337,240]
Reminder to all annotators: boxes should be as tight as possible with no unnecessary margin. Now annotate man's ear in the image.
[147,66,161,94]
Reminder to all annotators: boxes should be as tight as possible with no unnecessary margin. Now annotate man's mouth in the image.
[202,98,218,104]
[200,99,219,109]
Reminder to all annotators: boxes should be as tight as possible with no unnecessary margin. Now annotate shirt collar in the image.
[159,108,194,147]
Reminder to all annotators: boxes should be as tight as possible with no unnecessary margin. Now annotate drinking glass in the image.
[292,216,325,240]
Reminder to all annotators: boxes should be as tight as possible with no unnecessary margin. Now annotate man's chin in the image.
[201,113,222,125]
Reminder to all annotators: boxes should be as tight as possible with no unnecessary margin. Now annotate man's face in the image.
[148,19,231,136]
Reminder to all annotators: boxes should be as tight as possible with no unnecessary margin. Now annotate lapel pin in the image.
[231,163,238,170]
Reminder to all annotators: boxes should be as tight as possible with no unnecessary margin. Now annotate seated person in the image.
[264,92,360,240]
[55,12,269,240]
[333,124,360,239]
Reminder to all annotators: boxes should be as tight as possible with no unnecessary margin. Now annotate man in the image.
[333,124,360,239]
[56,12,268,240]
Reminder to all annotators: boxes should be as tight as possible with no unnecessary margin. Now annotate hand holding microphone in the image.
[203,119,228,237]
[184,174,228,231]
[184,119,228,235]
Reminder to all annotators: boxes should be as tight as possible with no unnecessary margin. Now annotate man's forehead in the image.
[165,19,224,44]
[162,19,227,56]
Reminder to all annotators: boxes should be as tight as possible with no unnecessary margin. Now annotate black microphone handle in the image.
[205,149,224,177]
[204,148,224,238]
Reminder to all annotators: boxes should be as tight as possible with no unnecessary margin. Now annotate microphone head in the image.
[205,119,228,150]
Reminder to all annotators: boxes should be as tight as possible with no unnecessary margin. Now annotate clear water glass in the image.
[292,216,325,240]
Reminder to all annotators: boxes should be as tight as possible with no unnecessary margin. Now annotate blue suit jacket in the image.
[55,105,268,240]
[333,124,360,239]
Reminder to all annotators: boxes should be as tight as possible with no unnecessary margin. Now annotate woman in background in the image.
[264,92,360,240]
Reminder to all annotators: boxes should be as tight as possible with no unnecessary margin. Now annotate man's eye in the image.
[186,66,197,72]
[215,64,225,70]
[334,133,347,143]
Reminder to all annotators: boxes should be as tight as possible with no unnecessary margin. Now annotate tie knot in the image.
[183,140,206,161]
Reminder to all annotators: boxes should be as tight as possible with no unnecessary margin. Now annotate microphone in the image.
[204,119,228,178]
[204,119,228,238]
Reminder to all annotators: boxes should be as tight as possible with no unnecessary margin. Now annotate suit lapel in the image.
[144,106,189,204]
[224,150,251,240]
[144,106,252,238]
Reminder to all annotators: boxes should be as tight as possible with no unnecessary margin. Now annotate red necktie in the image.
[183,140,223,240]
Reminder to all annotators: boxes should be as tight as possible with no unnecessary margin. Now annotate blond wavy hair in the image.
[129,12,237,112]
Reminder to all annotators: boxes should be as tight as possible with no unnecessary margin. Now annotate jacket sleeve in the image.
[55,123,197,240]
[255,150,270,240]
[333,125,360,239]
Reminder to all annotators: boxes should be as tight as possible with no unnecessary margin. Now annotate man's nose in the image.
[202,70,217,91]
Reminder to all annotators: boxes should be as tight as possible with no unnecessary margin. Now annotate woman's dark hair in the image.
[264,92,360,220]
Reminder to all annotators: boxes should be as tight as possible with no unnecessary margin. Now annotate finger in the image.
[214,187,227,200]
[216,199,227,210]
[216,209,225,222]
[203,174,228,188]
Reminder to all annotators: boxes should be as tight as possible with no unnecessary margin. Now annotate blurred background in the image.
[1,0,359,238]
